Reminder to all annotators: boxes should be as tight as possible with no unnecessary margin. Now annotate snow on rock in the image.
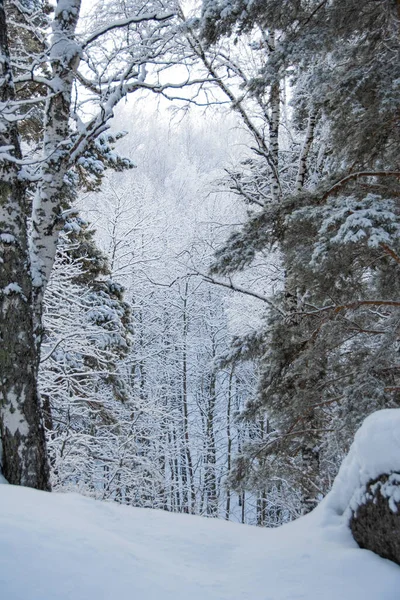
[369,474,400,514]
[324,409,400,519]
[1,482,400,600]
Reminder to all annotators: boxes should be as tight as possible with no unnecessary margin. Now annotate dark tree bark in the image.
[350,473,400,566]
[0,0,50,489]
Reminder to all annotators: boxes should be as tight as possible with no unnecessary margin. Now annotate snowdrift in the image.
[1,410,400,600]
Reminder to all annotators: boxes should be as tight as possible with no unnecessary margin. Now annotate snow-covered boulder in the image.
[350,473,400,564]
[324,409,400,564]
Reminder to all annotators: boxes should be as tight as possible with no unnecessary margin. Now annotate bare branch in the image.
[199,271,287,316]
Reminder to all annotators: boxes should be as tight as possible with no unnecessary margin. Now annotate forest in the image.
[0,0,399,579]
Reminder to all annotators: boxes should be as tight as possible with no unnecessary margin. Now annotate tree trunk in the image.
[225,366,234,520]
[205,372,218,515]
[0,0,50,488]
[181,282,196,513]
[30,0,82,324]
[295,107,318,193]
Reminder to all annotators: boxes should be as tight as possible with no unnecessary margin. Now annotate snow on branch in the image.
[199,271,287,316]
[81,11,176,50]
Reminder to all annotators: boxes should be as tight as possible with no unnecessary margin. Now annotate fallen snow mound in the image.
[1,409,400,600]
[326,408,400,517]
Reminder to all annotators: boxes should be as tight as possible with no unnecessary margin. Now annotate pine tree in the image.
[199,0,400,513]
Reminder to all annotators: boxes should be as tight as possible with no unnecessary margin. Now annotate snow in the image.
[1,409,400,599]
[364,473,400,514]
[0,233,15,244]
[325,409,400,518]
[0,491,398,599]
[309,194,399,267]
[3,282,23,295]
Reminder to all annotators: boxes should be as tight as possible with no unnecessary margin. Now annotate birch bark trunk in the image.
[0,0,81,487]
[30,0,82,327]
[0,0,50,488]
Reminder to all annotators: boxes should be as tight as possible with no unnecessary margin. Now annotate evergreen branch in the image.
[307,397,344,410]
[381,243,400,265]
[298,0,329,31]
[282,460,325,496]
[322,171,400,201]
[334,300,400,312]
[299,300,400,317]
[250,427,337,464]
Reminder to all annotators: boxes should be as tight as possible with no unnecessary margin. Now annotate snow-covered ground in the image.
[1,410,400,600]
[0,485,399,600]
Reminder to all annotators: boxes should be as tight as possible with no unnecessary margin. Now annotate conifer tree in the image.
[200,0,400,512]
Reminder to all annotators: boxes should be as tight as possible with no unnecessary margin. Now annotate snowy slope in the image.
[0,484,399,600]
[2,409,400,600]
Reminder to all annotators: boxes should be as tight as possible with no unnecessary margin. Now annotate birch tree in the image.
[0,0,200,487]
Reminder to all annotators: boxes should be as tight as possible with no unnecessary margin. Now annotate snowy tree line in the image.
[0,0,399,528]
[40,111,293,524]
